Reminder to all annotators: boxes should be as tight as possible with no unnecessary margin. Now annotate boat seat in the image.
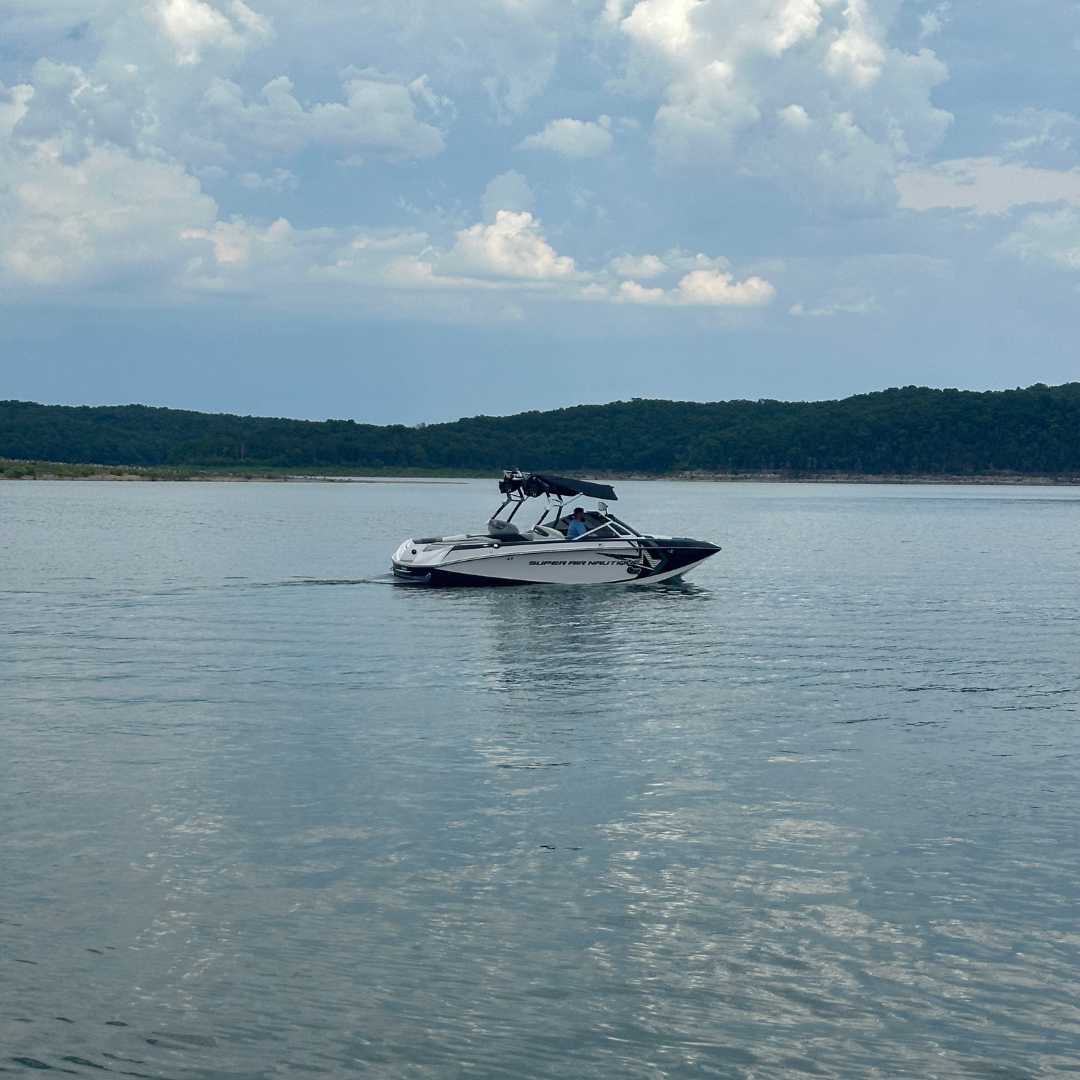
[487,518,527,541]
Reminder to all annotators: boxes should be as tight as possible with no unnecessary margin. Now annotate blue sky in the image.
[1,0,1078,423]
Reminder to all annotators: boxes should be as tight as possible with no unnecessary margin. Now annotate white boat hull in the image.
[392,536,718,586]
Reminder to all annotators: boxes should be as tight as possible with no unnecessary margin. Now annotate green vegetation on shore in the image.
[3,383,1080,479]
[0,459,195,481]
[0,458,492,481]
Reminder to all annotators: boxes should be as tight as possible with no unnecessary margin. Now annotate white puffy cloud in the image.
[199,73,445,159]
[154,0,273,66]
[777,103,811,130]
[0,0,1006,337]
[767,0,824,56]
[823,0,885,89]
[161,203,776,315]
[652,59,759,160]
[1,66,216,289]
[898,158,1080,215]
[0,137,217,287]
[615,268,775,305]
[603,0,952,208]
[438,211,581,281]
[609,253,668,277]
[616,0,701,69]
[608,249,731,277]
[676,268,775,304]
[2,48,777,321]
[0,4,453,178]
[518,117,614,158]
[618,279,667,302]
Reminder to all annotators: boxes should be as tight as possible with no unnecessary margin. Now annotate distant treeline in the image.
[3,383,1080,476]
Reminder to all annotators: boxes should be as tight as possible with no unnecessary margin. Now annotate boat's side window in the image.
[583,513,618,538]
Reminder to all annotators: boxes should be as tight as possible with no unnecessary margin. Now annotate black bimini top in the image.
[499,471,618,502]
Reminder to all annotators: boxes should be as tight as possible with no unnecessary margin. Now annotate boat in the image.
[391,470,720,586]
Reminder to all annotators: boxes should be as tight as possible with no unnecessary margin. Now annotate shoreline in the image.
[2,460,1080,486]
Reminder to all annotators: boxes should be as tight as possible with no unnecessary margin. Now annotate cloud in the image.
[0,53,772,321]
[918,2,950,40]
[438,211,581,281]
[617,0,701,61]
[616,268,776,306]
[239,167,298,190]
[0,81,34,136]
[174,211,771,310]
[604,0,952,208]
[778,103,811,130]
[897,157,1080,214]
[1,138,217,287]
[609,253,668,278]
[608,249,731,278]
[4,0,1047,348]
[10,60,116,154]
[652,59,760,161]
[480,170,534,222]
[154,0,273,66]
[993,109,1080,171]
[768,0,824,56]
[661,248,732,272]
[823,0,886,89]
[677,268,775,304]
[790,299,878,315]
[618,279,667,303]
[175,211,589,302]
[1000,207,1080,269]
[199,73,445,159]
[518,116,613,158]
[294,0,589,119]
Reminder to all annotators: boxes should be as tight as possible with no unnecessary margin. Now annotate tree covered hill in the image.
[3,383,1080,476]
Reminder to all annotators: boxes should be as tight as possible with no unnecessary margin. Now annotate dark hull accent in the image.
[428,567,529,587]
[634,539,721,579]
[392,564,433,582]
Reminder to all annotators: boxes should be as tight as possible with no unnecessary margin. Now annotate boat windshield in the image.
[546,509,627,539]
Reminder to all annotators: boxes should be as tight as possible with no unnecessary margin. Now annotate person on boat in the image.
[566,506,590,539]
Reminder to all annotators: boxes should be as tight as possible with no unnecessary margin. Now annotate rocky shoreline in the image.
[3,459,1079,485]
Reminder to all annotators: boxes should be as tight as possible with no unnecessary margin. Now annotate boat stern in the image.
[391,538,453,581]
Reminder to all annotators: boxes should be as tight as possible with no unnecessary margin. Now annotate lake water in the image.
[2,479,1079,1079]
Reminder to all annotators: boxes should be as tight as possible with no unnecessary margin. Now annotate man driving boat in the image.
[566,506,589,539]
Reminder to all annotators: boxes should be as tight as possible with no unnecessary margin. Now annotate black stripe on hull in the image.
[634,540,721,580]
[428,567,529,587]
[392,565,433,582]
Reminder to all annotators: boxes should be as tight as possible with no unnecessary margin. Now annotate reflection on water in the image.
[1,480,1079,1078]
[463,580,712,696]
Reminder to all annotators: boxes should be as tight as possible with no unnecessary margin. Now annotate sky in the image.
[1,0,1078,424]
